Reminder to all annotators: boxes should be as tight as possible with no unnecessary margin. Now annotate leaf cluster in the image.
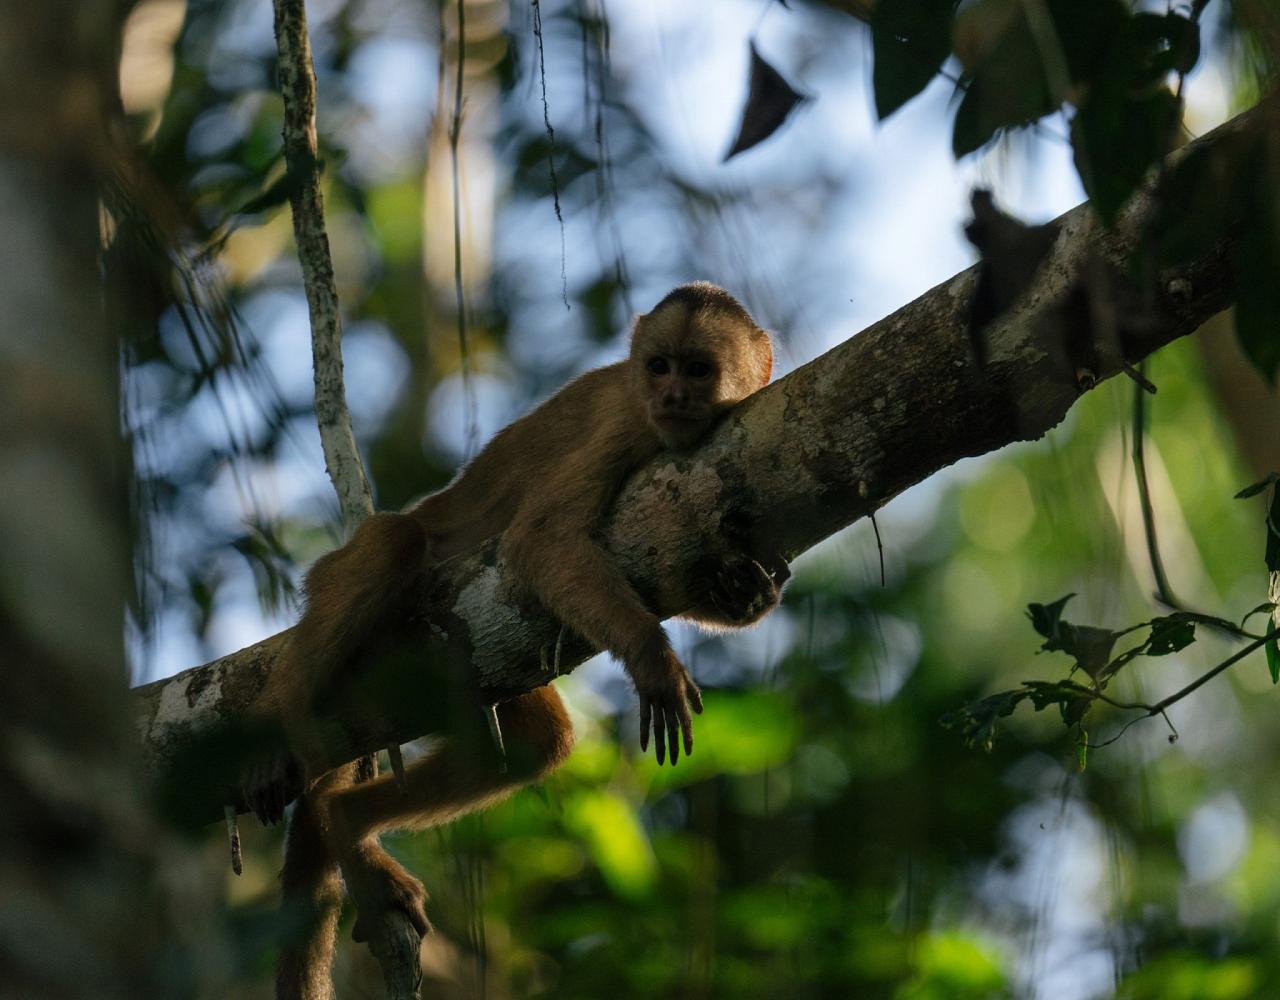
[941,594,1212,753]
[866,0,1280,383]
[946,475,1280,757]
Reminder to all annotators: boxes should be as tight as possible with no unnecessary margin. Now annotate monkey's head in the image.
[630,282,773,451]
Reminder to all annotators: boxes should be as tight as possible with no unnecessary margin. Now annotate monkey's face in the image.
[641,352,722,450]
[632,285,773,451]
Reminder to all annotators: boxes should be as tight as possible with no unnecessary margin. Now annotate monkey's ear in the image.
[758,336,773,388]
[628,312,649,346]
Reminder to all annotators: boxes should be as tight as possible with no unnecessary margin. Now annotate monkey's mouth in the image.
[653,413,706,432]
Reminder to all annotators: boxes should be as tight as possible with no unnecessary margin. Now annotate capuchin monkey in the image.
[246,282,787,998]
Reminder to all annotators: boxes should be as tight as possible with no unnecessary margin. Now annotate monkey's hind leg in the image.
[245,512,430,826]
[274,769,350,1000]
[320,686,575,933]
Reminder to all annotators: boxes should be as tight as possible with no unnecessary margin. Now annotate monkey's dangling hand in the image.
[631,638,703,767]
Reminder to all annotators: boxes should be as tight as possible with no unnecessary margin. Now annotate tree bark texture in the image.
[133,102,1261,829]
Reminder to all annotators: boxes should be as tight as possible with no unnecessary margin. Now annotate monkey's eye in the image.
[647,357,670,376]
[685,360,712,379]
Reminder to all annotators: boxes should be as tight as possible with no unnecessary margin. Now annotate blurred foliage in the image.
[110,0,1280,996]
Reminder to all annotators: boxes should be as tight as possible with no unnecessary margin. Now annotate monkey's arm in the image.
[499,437,702,766]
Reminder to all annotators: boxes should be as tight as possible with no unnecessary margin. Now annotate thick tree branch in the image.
[135,102,1260,829]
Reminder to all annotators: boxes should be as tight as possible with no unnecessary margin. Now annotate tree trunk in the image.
[0,2,226,995]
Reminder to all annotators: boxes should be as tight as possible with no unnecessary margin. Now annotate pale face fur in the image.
[629,284,772,451]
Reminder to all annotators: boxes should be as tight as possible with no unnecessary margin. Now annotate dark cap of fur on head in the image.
[651,281,753,323]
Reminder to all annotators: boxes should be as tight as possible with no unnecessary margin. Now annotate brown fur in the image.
[253,283,779,998]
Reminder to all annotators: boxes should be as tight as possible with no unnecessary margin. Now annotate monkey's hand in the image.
[241,748,304,826]
[630,638,703,767]
[704,554,789,627]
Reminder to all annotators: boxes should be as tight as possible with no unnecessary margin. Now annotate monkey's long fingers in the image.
[653,706,667,766]
[639,698,652,754]
[689,681,704,715]
[667,703,682,766]
[677,698,694,759]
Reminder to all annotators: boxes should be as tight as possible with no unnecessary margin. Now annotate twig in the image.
[1092,629,1279,717]
[1131,362,1180,608]
[449,0,478,458]
[1081,631,1275,746]
[869,511,886,587]
[1147,630,1277,715]
[531,0,569,308]
[272,0,372,527]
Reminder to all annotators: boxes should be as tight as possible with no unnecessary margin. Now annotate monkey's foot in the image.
[346,846,433,943]
[241,750,303,826]
[706,555,785,626]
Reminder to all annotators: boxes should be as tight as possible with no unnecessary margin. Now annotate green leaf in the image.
[871,0,957,120]
[1022,679,1091,709]
[1061,694,1093,726]
[1020,679,1096,726]
[1235,474,1279,500]
[1148,125,1256,268]
[1075,731,1088,772]
[1231,137,1280,383]
[1146,615,1196,656]
[1234,223,1280,384]
[1068,625,1120,678]
[1166,13,1201,73]
[951,22,1052,157]
[1072,87,1179,224]
[1026,594,1075,643]
[1267,637,1280,685]
[940,689,1028,751]
[1067,9,1197,224]
[724,43,810,160]
[1126,12,1201,81]
[1045,0,1131,84]
[1025,596,1121,676]
[1267,486,1280,574]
